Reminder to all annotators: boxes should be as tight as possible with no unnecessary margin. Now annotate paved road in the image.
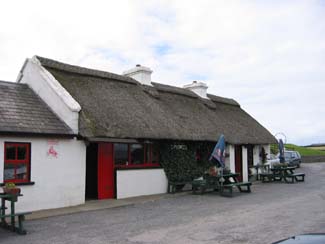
[1,163,325,244]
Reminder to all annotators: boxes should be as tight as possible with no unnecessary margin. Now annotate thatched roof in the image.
[36,56,276,144]
[0,80,73,136]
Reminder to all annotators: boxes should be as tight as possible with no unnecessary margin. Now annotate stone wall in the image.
[302,156,325,163]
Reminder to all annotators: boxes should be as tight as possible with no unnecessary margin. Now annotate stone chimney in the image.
[183,81,209,99]
[122,64,153,86]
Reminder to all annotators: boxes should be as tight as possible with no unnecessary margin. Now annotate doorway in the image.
[247,145,254,179]
[97,143,115,199]
[235,145,243,181]
[85,143,98,199]
[85,142,115,200]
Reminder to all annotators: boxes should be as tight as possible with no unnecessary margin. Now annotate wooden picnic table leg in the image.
[1,198,6,225]
[218,178,224,196]
[10,199,15,231]
[232,176,242,192]
[17,214,27,235]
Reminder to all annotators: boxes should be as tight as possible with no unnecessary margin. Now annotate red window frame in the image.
[4,142,31,183]
[114,143,160,169]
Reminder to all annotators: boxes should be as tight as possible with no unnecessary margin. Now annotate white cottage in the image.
[0,81,86,212]
[1,55,276,212]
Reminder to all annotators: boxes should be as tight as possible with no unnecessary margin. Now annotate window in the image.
[145,144,151,163]
[4,143,30,183]
[130,144,144,165]
[114,143,159,168]
[151,144,159,164]
[114,143,128,165]
[247,145,254,167]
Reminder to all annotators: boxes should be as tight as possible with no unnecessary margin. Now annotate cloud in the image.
[0,0,324,145]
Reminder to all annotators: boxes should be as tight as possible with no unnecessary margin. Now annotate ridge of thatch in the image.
[151,82,198,99]
[207,94,240,106]
[36,56,277,144]
[36,56,137,85]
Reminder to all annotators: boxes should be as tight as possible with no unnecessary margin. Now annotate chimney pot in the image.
[183,81,209,99]
[123,65,153,86]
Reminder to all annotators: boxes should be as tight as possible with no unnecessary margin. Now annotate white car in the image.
[265,154,280,168]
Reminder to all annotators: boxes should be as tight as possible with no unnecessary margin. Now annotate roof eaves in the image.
[0,130,76,138]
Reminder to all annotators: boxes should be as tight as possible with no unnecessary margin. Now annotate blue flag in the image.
[279,139,285,163]
[209,134,226,168]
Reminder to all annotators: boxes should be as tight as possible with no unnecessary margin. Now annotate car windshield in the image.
[284,152,293,158]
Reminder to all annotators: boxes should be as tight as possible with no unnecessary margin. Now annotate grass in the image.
[284,144,325,156]
[271,143,325,156]
[306,146,325,151]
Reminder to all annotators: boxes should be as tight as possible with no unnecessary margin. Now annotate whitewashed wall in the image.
[0,136,86,212]
[224,145,230,169]
[253,144,271,165]
[264,144,271,156]
[116,169,168,199]
[228,145,235,173]
[253,145,260,166]
[17,57,81,133]
[242,146,248,182]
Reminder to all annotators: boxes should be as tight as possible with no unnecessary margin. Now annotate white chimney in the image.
[183,81,209,99]
[123,64,153,86]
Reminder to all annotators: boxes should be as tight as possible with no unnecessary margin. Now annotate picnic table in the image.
[167,177,193,193]
[0,193,31,234]
[260,166,305,183]
[252,164,270,180]
[192,172,252,197]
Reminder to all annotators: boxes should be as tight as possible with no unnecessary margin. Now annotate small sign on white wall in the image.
[47,140,59,158]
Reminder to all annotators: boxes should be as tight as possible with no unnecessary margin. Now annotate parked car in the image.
[284,150,302,168]
[265,150,301,168]
[265,154,280,168]
[273,234,325,243]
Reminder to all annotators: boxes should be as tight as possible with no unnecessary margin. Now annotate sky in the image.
[0,0,324,145]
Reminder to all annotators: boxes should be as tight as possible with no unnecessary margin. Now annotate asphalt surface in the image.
[1,163,325,244]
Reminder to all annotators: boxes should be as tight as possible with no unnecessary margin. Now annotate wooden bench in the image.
[260,173,274,183]
[168,180,192,193]
[220,182,252,197]
[192,176,220,195]
[284,173,305,183]
[192,179,207,194]
[259,173,283,183]
[0,211,32,235]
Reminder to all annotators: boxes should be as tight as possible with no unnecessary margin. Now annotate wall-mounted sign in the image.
[171,144,188,150]
[47,140,59,158]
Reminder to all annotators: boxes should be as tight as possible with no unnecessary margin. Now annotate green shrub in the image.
[159,141,214,182]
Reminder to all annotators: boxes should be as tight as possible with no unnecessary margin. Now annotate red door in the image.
[235,145,243,182]
[97,143,114,199]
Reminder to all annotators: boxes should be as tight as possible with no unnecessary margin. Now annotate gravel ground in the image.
[1,163,325,244]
